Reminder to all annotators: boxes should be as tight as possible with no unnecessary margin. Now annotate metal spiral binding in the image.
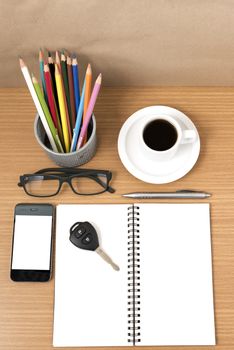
[127,205,141,344]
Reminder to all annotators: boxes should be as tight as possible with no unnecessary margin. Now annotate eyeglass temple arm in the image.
[18,175,56,187]
[34,167,110,175]
[87,175,115,193]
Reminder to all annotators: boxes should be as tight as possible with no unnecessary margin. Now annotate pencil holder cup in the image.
[34,114,97,167]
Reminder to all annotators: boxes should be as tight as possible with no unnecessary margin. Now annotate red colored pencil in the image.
[44,64,64,146]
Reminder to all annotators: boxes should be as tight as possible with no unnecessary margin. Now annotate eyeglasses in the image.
[18,167,115,197]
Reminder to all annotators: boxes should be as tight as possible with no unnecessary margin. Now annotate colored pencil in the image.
[19,58,58,152]
[32,74,64,153]
[44,64,64,146]
[72,55,80,115]
[55,63,70,152]
[48,52,60,114]
[67,55,76,129]
[56,51,72,141]
[82,64,92,144]
[70,79,86,152]
[77,74,102,150]
[55,51,61,72]
[39,49,47,101]
[61,53,72,129]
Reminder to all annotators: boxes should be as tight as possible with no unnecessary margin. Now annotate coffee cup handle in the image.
[181,129,197,144]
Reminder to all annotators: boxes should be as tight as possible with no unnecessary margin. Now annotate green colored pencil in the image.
[32,74,64,153]
[39,49,47,102]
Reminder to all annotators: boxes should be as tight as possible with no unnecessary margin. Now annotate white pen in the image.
[122,190,211,199]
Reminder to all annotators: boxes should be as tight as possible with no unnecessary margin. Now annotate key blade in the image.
[111,263,120,271]
[96,247,120,271]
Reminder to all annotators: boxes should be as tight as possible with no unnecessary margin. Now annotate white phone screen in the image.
[12,215,52,270]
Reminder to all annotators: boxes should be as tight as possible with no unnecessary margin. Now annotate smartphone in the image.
[10,203,54,282]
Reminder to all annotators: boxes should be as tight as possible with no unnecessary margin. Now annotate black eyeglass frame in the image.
[18,167,115,197]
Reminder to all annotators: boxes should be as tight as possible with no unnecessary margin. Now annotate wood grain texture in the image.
[0,87,234,349]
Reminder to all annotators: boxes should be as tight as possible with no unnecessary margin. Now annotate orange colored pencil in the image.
[83,64,92,143]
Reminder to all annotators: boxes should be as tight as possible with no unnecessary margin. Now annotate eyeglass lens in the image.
[24,175,60,196]
[71,174,108,194]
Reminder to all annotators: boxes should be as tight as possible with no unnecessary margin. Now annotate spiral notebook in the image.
[53,203,215,347]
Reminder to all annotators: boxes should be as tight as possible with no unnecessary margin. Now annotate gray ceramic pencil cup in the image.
[34,114,97,167]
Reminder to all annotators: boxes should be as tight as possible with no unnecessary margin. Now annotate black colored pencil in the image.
[61,53,72,129]
[48,52,60,116]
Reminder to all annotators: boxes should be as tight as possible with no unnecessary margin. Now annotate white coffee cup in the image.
[139,114,196,161]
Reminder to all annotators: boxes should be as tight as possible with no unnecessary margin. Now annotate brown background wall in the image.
[1,0,234,87]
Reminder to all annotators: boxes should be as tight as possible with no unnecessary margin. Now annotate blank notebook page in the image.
[53,204,129,347]
[138,203,215,346]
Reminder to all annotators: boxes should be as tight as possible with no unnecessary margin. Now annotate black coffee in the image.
[143,119,178,151]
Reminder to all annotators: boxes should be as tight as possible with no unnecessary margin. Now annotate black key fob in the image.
[69,221,99,251]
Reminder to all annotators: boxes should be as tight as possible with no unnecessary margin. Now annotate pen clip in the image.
[176,190,200,193]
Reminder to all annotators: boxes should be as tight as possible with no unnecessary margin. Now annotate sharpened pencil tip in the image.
[55,51,60,64]
[87,63,92,74]
[67,55,71,65]
[44,63,49,72]
[96,73,102,84]
[31,73,37,83]
[48,54,54,64]
[72,57,78,65]
[19,57,25,68]
[39,49,44,62]
[61,53,66,61]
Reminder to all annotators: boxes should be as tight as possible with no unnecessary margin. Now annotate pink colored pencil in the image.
[77,74,102,150]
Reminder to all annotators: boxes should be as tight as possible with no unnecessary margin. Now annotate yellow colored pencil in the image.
[83,64,92,143]
[55,63,70,152]
[55,51,72,142]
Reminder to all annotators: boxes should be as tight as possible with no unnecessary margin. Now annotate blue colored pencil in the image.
[72,55,80,116]
[70,78,86,152]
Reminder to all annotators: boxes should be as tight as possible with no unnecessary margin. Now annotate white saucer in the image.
[118,106,200,184]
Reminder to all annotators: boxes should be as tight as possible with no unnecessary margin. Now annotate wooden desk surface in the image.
[0,87,233,350]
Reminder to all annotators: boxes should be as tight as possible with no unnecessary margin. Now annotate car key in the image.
[69,221,120,271]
